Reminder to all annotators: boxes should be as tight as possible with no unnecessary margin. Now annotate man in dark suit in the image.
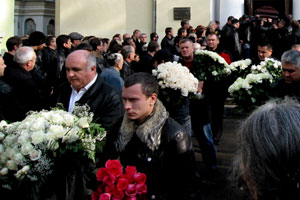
[54,50,124,130]
[2,46,48,121]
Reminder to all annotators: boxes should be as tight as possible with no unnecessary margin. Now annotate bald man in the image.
[54,50,124,129]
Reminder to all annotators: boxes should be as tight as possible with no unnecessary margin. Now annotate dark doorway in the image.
[245,0,292,19]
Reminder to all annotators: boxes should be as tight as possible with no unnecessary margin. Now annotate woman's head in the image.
[107,53,123,70]
[232,98,300,199]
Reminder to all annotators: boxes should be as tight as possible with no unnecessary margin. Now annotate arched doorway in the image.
[24,18,36,35]
[245,0,292,19]
[47,19,55,35]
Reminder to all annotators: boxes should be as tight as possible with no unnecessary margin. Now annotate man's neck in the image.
[183,55,194,62]
[148,51,155,57]
[8,51,15,56]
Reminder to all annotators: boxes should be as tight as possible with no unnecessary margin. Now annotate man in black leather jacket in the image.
[53,50,124,130]
[102,72,199,200]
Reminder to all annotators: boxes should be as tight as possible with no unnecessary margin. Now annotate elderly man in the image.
[274,50,300,99]
[103,72,197,200]
[54,50,123,129]
[120,45,135,79]
[2,46,48,121]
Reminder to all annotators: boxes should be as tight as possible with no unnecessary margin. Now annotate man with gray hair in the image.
[274,50,300,98]
[2,46,48,121]
[53,50,124,129]
[120,45,135,79]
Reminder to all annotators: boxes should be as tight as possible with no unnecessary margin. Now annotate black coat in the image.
[53,75,124,129]
[2,63,46,121]
[103,101,197,200]
[0,80,21,122]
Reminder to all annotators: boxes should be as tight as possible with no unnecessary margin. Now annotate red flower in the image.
[91,191,100,200]
[125,184,137,197]
[117,178,129,191]
[136,184,147,194]
[105,160,123,178]
[103,174,116,185]
[133,173,146,184]
[96,168,109,181]
[112,189,125,200]
[125,166,136,179]
[105,184,116,194]
[99,193,111,200]
[125,197,137,200]
[217,52,232,64]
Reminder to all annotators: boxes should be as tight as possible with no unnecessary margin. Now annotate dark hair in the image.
[45,35,55,46]
[165,27,173,35]
[122,38,133,46]
[153,49,173,65]
[181,19,189,27]
[150,32,158,41]
[147,41,159,52]
[232,98,300,199]
[101,38,110,45]
[76,43,93,52]
[177,27,187,37]
[56,34,70,49]
[124,72,159,97]
[108,40,122,53]
[89,38,101,51]
[258,40,272,50]
[6,36,23,51]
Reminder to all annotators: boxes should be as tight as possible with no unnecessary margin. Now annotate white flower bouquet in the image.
[152,62,198,104]
[0,105,106,197]
[192,50,230,81]
[225,59,252,77]
[228,59,282,112]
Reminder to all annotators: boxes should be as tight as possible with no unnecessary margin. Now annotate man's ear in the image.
[150,93,157,106]
[91,65,97,72]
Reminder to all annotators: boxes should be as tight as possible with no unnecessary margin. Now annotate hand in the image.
[197,81,204,93]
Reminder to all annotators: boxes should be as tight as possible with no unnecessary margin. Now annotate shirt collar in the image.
[71,74,98,93]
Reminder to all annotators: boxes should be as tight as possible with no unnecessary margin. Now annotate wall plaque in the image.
[174,7,191,20]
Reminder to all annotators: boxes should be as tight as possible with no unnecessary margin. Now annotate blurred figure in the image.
[232,98,300,200]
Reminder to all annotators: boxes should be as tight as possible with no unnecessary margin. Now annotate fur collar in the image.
[115,100,169,152]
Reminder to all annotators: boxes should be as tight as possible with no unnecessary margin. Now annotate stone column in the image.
[218,0,244,26]
[293,0,300,20]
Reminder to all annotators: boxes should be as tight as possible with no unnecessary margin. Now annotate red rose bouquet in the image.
[92,160,147,200]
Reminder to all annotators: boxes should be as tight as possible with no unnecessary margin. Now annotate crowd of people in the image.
[1,13,300,199]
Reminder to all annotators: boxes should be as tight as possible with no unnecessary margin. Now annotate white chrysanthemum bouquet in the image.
[228,58,282,112]
[0,105,106,191]
[152,62,198,97]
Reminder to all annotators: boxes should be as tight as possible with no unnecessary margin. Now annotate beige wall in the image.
[156,0,211,40]
[56,0,152,39]
[0,0,15,54]
[56,0,211,41]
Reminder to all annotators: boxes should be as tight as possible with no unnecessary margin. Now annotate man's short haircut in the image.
[6,36,22,51]
[207,33,219,40]
[165,27,173,35]
[45,35,55,46]
[179,38,194,46]
[153,49,173,65]
[139,33,147,39]
[181,19,189,27]
[121,45,134,59]
[133,29,141,36]
[13,46,35,65]
[227,16,235,22]
[258,40,273,50]
[291,44,300,50]
[101,38,110,45]
[124,72,159,97]
[177,27,187,36]
[89,38,101,51]
[281,50,300,69]
[147,41,159,52]
[122,38,133,46]
[56,34,70,49]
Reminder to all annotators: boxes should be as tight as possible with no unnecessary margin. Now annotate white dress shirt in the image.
[68,74,98,113]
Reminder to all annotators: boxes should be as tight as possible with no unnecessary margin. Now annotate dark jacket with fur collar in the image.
[102,100,197,200]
